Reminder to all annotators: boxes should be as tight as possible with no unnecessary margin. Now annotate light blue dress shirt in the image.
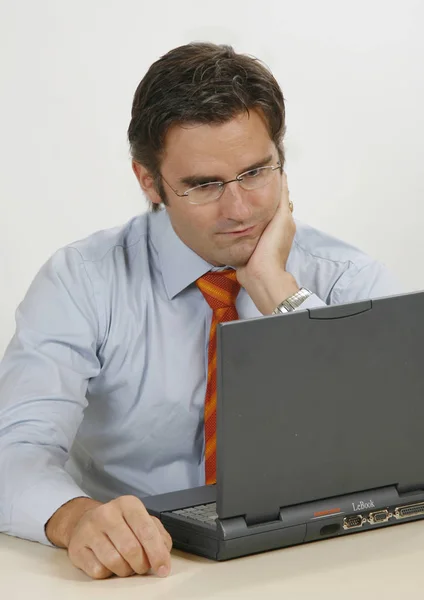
[0,209,404,545]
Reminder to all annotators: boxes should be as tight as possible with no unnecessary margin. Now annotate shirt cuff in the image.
[8,477,90,546]
[296,293,327,311]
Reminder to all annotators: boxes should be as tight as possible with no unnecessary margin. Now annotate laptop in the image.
[143,290,424,560]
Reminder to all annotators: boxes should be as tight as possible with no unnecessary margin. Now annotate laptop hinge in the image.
[244,509,281,527]
[217,512,286,540]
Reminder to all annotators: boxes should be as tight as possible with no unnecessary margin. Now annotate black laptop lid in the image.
[216,291,424,524]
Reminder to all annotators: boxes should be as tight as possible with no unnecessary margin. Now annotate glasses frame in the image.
[161,160,282,205]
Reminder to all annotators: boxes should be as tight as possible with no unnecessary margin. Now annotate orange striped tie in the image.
[196,269,241,485]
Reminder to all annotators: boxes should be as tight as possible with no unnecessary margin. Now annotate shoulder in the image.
[290,221,404,303]
[33,213,153,313]
[292,220,374,272]
[62,213,149,265]
[42,213,152,289]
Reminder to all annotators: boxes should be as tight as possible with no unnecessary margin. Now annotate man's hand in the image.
[45,495,172,580]
[236,172,299,314]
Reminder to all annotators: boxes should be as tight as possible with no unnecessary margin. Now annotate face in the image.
[135,109,283,267]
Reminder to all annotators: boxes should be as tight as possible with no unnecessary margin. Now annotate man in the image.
[0,42,403,580]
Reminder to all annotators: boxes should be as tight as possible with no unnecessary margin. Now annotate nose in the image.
[219,181,252,222]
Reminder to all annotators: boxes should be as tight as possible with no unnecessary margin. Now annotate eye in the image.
[196,182,221,194]
[243,168,263,179]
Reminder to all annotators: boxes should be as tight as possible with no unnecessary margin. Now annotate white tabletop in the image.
[1,522,423,600]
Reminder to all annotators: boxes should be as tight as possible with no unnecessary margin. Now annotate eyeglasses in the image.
[161,161,282,205]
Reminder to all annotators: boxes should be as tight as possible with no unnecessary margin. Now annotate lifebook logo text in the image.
[352,500,375,511]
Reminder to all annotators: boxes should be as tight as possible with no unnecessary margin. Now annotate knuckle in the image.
[90,564,112,580]
[163,538,172,553]
[139,521,156,542]
[80,518,99,538]
[151,517,173,551]
[95,503,115,523]
[103,551,132,577]
[117,495,140,509]
[131,554,150,575]
[149,545,170,570]
[120,540,141,558]
[68,547,82,569]
[138,559,151,575]
[68,541,115,580]
[160,529,172,549]
[68,544,82,563]
[104,549,123,569]
[151,516,167,535]
[117,565,135,578]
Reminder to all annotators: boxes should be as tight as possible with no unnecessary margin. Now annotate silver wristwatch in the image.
[272,287,312,315]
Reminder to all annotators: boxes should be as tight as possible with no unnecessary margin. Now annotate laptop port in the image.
[343,514,364,530]
[368,510,390,524]
[320,523,341,536]
[394,502,424,519]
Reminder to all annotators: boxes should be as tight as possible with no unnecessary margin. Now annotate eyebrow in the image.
[179,154,274,188]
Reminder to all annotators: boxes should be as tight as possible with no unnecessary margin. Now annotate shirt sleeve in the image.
[0,247,102,545]
[330,260,408,304]
[295,261,406,312]
[295,293,327,310]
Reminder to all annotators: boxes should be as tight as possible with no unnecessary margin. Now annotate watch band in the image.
[272,287,312,315]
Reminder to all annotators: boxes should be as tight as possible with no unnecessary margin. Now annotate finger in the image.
[282,173,291,208]
[106,520,151,575]
[124,507,171,577]
[152,517,173,552]
[71,546,114,580]
[90,532,135,578]
[282,170,289,195]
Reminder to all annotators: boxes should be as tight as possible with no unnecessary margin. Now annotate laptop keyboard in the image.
[172,502,218,525]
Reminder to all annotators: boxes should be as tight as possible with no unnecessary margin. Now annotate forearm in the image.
[240,271,300,315]
[240,269,327,315]
[0,442,91,545]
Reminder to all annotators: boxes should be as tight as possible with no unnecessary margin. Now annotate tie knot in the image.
[196,269,241,311]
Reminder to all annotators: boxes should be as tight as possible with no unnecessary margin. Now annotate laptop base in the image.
[144,483,424,561]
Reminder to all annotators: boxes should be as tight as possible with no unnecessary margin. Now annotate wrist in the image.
[272,287,312,314]
[240,268,300,315]
[261,273,300,315]
[45,497,101,548]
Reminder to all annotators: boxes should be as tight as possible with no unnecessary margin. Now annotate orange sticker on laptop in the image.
[313,508,341,517]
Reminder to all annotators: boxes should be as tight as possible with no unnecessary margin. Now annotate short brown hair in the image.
[128,42,286,212]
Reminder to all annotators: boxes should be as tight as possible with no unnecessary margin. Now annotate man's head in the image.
[128,42,287,267]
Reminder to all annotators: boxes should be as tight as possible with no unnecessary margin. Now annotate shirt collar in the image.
[149,209,218,300]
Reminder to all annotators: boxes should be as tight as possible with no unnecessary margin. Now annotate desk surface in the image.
[1,522,423,599]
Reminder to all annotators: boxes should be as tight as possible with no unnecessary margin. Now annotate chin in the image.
[204,235,259,267]
[220,244,256,268]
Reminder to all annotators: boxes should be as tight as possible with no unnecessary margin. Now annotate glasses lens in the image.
[188,182,223,204]
[239,167,275,191]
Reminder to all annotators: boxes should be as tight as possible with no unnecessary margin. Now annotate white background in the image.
[1,0,423,355]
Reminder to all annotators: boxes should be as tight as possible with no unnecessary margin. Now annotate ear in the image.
[132,161,162,206]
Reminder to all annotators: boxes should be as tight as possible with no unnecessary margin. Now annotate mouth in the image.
[219,225,257,237]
